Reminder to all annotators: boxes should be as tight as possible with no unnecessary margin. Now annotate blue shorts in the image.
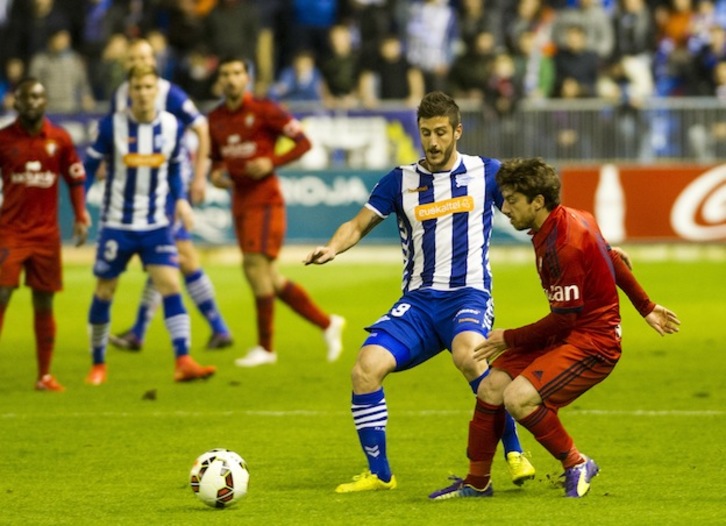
[363,287,494,371]
[93,226,179,279]
[171,220,192,242]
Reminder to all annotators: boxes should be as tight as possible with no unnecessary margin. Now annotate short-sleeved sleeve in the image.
[366,168,402,218]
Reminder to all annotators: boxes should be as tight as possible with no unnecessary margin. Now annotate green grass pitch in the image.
[0,247,724,525]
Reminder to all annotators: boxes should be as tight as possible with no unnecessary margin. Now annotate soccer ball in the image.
[190,448,249,508]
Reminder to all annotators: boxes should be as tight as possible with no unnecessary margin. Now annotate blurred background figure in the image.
[405,0,459,92]
[358,33,424,108]
[28,27,95,112]
[320,24,361,109]
[268,49,323,103]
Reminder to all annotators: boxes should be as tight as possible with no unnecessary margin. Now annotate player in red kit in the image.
[430,157,680,500]
[0,78,89,392]
[208,57,344,367]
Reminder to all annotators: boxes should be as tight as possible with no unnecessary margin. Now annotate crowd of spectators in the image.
[1,0,726,115]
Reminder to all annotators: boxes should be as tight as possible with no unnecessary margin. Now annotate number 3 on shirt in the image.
[103,239,119,261]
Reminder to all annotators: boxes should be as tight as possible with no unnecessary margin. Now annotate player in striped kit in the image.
[106,39,232,352]
[304,91,534,493]
[83,64,216,385]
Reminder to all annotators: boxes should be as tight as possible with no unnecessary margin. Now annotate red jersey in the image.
[507,205,621,359]
[0,118,85,245]
[208,93,311,213]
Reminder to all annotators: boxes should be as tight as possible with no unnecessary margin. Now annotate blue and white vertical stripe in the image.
[87,110,183,230]
[366,153,503,294]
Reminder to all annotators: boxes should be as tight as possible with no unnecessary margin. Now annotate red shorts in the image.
[232,204,286,259]
[492,343,620,411]
[0,243,62,292]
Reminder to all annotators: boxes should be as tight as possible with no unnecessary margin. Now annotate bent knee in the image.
[351,349,395,393]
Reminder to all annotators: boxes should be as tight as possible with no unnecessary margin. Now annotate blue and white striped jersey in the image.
[366,153,503,293]
[85,110,184,231]
[112,78,204,191]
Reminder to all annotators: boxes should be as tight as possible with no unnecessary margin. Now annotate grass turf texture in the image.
[0,249,723,525]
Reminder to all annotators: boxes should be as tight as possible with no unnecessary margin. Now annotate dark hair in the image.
[217,56,250,72]
[14,77,42,94]
[417,91,461,129]
[496,157,561,210]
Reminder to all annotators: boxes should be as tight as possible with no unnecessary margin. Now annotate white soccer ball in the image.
[190,448,249,508]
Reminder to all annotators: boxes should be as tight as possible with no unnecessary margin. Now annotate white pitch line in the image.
[0,409,723,419]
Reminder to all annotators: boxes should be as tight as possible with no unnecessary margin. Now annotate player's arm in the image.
[188,117,210,205]
[63,146,90,247]
[246,112,311,179]
[83,116,113,193]
[473,312,578,363]
[304,207,383,265]
[169,126,194,230]
[610,248,681,335]
[168,158,194,231]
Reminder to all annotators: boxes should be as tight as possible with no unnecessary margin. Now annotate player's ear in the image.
[454,124,462,140]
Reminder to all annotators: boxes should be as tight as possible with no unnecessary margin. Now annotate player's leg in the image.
[109,276,161,351]
[142,228,215,382]
[86,228,136,385]
[335,340,398,493]
[0,245,24,338]
[231,208,277,366]
[26,244,65,391]
[233,251,278,366]
[265,202,344,361]
[0,286,13,338]
[176,233,232,350]
[272,263,345,362]
[31,290,64,391]
[338,292,439,493]
[87,276,119,385]
[430,367,511,500]
[508,345,616,497]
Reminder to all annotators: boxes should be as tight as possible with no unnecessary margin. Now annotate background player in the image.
[84,64,216,385]
[0,78,89,392]
[107,38,232,352]
[430,157,681,499]
[304,91,534,493]
[208,56,344,367]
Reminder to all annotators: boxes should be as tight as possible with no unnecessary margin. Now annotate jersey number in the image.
[103,239,119,261]
[390,303,411,317]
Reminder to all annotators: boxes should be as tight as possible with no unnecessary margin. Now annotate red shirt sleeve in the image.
[504,311,578,349]
[610,250,656,317]
[266,106,311,168]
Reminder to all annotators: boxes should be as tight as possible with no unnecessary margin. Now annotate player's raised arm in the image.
[304,207,383,265]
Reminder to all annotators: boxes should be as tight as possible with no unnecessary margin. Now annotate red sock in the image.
[34,309,56,378]
[0,303,6,337]
[277,281,329,329]
[518,405,583,469]
[255,295,275,351]
[464,398,504,489]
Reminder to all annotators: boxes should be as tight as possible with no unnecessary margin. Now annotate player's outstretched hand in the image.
[473,329,508,363]
[304,246,335,266]
[645,304,681,336]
